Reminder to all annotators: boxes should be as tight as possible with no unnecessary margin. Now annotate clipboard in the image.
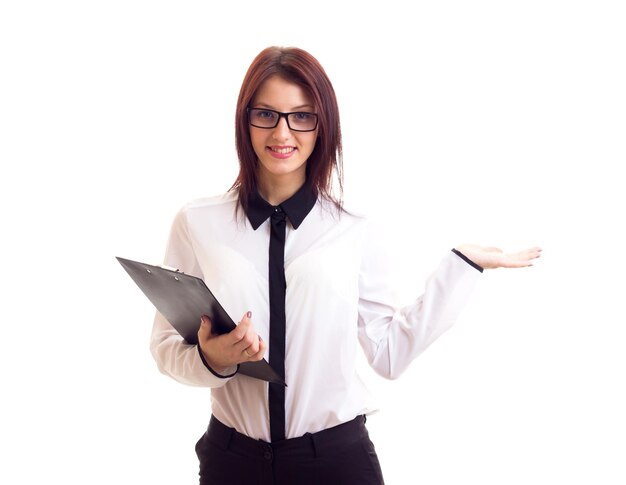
[116,256,284,385]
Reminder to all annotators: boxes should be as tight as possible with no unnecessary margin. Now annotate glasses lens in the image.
[249,109,279,128]
[249,109,318,132]
[287,112,317,131]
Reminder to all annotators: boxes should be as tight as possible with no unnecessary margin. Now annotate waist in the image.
[206,414,369,458]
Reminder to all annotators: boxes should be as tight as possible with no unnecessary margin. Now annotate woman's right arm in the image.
[149,207,238,388]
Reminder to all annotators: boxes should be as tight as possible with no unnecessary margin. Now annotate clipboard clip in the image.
[158,265,183,274]
[144,265,184,278]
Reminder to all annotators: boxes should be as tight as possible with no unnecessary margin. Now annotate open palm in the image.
[455,244,542,269]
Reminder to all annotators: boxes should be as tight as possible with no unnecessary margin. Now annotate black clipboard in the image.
[116,256,284,385]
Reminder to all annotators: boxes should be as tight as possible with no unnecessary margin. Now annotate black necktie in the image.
[268,206,287,442]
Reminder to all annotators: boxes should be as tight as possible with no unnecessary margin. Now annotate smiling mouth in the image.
[269,147,296,154]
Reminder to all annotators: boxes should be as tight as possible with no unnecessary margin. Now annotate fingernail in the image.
[246,311,252,318]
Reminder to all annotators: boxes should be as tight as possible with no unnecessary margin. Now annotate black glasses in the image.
[247,108,318,132]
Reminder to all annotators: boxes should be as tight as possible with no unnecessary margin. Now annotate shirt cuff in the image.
[451,248,484,273]
[196,344,239,379]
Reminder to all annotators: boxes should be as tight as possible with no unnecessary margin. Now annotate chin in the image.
[260,160,307,178]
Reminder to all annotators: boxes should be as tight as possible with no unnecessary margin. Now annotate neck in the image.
[257,171,306,206]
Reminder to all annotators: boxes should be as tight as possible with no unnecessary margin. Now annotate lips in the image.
[266,145,297,160]
[268,146,296,154]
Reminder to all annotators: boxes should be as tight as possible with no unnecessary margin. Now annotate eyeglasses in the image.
[247,108,318,132]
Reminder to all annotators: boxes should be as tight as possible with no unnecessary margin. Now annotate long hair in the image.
[231,46,343,212]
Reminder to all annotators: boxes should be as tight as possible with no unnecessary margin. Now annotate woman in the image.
[150,46,541,484]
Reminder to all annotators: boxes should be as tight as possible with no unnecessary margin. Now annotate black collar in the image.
[246,183,317,230]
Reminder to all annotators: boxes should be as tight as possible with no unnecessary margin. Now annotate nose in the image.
[271,115,291,141]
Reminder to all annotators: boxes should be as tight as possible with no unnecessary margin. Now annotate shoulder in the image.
[181,191,238,213]
[172,191,240,230]
[178,191,238,217]
[312,196,381,241]
[316,195,369,222]
[331,198,394,252]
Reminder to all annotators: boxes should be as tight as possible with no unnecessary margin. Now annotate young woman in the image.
[150,46,541,485]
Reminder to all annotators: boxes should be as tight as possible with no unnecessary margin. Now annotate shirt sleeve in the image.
[149,206,237,388]
[357,225,482,380]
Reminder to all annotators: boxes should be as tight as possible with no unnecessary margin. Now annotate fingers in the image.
[233,312,261,356]
[526,247,543,259]
[458,244,543,270]
[516,247,543,261]
[231,311,252,341]
[504,247,543,268]
[524,249,542,266]
[245,336,267,362]
[198,311,266,364]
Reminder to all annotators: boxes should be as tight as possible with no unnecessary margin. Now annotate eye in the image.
[292,112,315,121]
[254,109,277,120]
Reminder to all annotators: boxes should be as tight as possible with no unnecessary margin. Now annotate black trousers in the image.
[195,415,385,485]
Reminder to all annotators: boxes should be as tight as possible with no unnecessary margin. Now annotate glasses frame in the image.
[247,108,319,132]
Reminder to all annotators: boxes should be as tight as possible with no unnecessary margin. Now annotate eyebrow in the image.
[253,103,315,111]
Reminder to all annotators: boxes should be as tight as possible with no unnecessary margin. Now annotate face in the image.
[249,75,317,190]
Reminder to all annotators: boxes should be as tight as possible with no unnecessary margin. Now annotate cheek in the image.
[306,142,317,158]
[249,131,266,157]
[299,134,317,154]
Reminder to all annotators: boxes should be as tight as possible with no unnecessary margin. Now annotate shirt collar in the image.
[246,183,318,230]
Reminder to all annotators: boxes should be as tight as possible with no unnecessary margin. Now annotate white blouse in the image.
[150,190,481,441]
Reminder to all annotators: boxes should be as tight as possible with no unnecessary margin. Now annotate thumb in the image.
[198,315,213,340]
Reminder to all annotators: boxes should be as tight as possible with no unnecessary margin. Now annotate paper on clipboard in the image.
[116,256,284,385]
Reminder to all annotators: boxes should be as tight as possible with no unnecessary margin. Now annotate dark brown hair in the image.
[231,46,343,211]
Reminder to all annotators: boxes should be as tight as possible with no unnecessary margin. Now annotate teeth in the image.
[271,147,295,154]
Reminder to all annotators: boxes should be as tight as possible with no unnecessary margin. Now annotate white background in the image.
[1,1,625,484]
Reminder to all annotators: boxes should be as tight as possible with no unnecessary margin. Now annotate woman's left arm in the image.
[357,227,541,380]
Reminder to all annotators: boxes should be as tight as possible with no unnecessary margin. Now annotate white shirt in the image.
[150,189,481,442]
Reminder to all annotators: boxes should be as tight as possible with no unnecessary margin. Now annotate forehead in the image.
[252,75,314,110]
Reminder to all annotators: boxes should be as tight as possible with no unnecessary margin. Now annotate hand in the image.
[197,311,267,375]
[455,244,542,270]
